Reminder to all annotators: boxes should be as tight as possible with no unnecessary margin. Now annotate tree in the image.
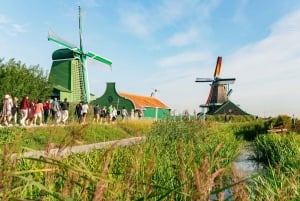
[0,58,53,101]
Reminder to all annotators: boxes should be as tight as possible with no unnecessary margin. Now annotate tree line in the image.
[0,58,52,101]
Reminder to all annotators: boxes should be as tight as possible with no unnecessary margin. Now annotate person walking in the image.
[34,99,43,126]
[130,109,135,120]
[2,94,13,126]
[75,101,82,123]
[11,96,19,125]
[112,106,117,122]
[60,98,69,124]
[81,102,89,124]
[108,104,113,122]
[27,101,35,126]
[93,104,100,123]
[51,97,60,124]
[121,107,128,121]
[20,95,29,126]
[43,99,50,124]
[100,106,107,124]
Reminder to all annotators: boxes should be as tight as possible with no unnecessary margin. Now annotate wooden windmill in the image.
[48,6,112,103]
[196,56,247,115]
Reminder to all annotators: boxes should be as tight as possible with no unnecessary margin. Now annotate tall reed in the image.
[0,119,242,200]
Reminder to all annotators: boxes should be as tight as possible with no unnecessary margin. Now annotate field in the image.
[0,116,299,200]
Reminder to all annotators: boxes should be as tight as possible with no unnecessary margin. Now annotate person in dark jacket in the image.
[75,101,83,123]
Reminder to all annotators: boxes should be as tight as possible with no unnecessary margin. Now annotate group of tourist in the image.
[0,94,140,127]
[0,94,70,127]
[90,104,134,124]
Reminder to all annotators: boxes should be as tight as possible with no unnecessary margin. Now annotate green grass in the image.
[247,167,300,200]
[0,119,243,200]
[248,131,300,200]
[1,118,299,200]
[0,120,152,152]
[252,133,300,169]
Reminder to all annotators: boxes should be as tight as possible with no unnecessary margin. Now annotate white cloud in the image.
[0,15,26,36]
[232,0,249,24]
[12,23,26,33]
[121,12,149,37]
[223,9,300,117]
[198,0,222,19]
[118,0,222,38]
[168,27,199,47]
[148,8,300,117]
[0,15,9,24]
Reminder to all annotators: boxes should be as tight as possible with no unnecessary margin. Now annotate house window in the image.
[108,96,113,103]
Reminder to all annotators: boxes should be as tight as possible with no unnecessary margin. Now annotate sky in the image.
[1,0,300,118]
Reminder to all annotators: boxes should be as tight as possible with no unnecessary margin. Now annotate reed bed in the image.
[248,132,300,200]
[252,133,300,169]
[0,119,242,200]
[1,118,299,200]
[247,167,300,200]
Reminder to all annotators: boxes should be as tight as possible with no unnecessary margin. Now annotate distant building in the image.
[204,100,249,115]
[93,82,171,120]
[196,56,249,116]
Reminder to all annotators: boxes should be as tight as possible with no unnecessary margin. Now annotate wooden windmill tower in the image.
[196,56,248,115]
[48,6,112,103]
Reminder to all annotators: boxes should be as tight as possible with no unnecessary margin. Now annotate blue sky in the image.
[1,0,300,117]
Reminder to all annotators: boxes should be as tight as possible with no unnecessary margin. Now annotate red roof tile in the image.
[119,92,170,109]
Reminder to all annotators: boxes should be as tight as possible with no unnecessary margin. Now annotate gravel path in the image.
[11,136,145,159]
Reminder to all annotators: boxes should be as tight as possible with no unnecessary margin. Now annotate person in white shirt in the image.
[81,102,89,124]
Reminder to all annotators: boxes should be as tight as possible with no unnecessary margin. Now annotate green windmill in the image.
[48,6,112,103]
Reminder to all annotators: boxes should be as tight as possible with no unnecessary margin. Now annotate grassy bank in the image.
[0,120,152,153]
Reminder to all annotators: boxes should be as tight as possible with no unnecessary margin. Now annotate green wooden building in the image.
[48,48,95,102]
[93,82,171,120]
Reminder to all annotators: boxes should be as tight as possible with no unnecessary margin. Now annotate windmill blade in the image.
[213,56,222,78]
[48,30,82,53]
[79,6,84,52]
[227,89,233,96]
[215,78,236,85]
[86,56,112,71]
[195,78,214,82]
[86,51,112,70]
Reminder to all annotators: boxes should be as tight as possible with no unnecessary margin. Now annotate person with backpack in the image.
[51,97,60,124]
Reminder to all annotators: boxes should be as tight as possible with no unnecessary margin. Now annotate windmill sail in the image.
[48,31,79,52]
[48,6,112,103]
[195,78,214,82]
[86,51,112,69]
[213,56,222,77]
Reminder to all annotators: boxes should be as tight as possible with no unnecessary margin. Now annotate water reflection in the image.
[233,143,263,178]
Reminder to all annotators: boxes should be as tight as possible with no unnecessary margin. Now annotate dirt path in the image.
[11,136,145,159]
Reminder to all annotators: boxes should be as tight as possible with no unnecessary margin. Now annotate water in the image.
[210,144,263,200]
[233,143,263,178]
